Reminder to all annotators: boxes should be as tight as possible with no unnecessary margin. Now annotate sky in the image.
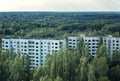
[0,0,120,11]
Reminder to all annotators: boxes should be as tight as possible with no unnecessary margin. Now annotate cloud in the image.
[0,0,120,11]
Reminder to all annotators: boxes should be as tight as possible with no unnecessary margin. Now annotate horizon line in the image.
[0,10,120,13]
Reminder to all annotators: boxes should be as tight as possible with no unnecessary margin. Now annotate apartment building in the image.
[103,35,120,57]
[2,38,66,69]
[68,35,120,56]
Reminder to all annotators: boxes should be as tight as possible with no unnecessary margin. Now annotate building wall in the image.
[2,35,120,69]
[2,38,66,69]
[103,35,120,57]
[68,35,120,57]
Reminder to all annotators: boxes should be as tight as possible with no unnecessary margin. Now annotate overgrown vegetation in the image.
[1,38,120,81]
[0,12,120,81]
[0,12,120,39]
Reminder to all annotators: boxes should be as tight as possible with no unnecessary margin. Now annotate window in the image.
[55,43,58,45]
[29,49,31,51]
[48,42,50,45]
[32,60,35,62]
[113,47,115,49]
[96,40,99,42]
[29,41,34,44]
[36,60,38,62]
[69,39,72,41]
[116,40,119,43]
[2,45,4,47]
[36,42,38,44]
[2,41,4,43]
[116,44,119,46]
[55,47,58,49]
[41,46,43,48]
[92,43,95,45]
[32,56,35,58]
[116,47,119,49]
[92,40,95,42]
[36,64,38,65]
[6,42,8,44]
[89,43,91,45]
[92,50,95,51]
[24,49,27,51]
[73,43,75,45]
[73,46,75,48]
[104,40,106,42]
[24,42,27,44]
[60,42,63,45]
[89,40,91,42]
[73,40,75,41]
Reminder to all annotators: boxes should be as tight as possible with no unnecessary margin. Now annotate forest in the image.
[0,12,120,40]
[0,12,120,81]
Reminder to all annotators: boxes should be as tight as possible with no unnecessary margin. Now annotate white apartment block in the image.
[68,35,120,57]
[2,38,66,69]
[103,35,120,57]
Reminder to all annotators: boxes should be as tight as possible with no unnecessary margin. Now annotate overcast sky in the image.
[0,0,120,11]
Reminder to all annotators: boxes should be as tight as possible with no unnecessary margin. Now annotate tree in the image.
[110,50,120,67]
[79,57,88,81]
[98,77,110,81]
[87,64,96,81]
[39,75,52,81]
[109,65,120,81]
[54,76,63,81]
[33,67,44,81]
[97,45,107,58]
[93,57,109,80]
[10,56,25,81]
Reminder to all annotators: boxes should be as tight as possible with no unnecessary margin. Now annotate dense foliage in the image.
[0,12,120,39]
[0,12,120,81]
[0,49,31,81]
[1,39,120,81]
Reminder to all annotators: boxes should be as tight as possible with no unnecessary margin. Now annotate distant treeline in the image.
[0,12,120,47]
